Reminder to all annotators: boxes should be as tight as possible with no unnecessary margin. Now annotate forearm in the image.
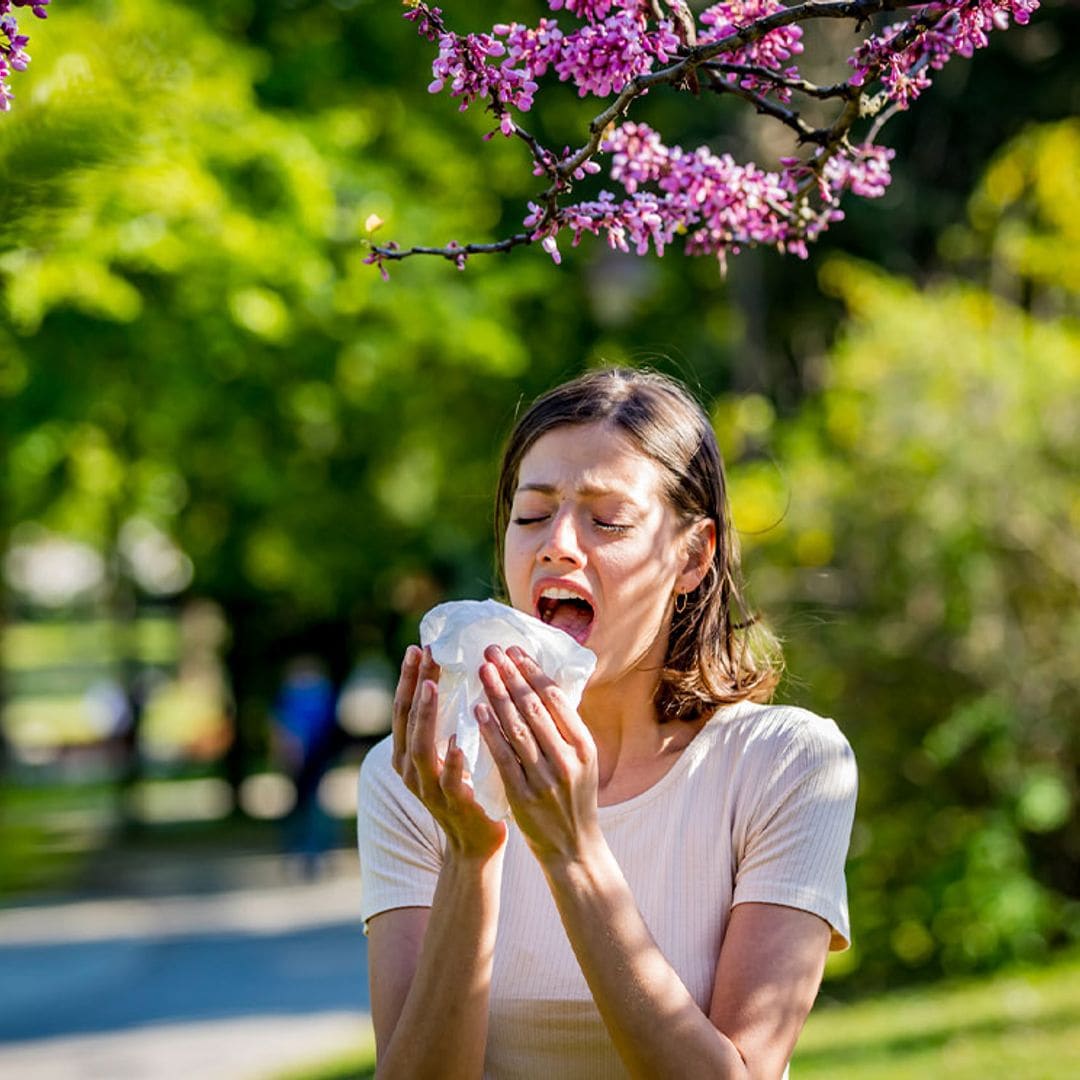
[543,839,750,1080]
[376,850,503,1080]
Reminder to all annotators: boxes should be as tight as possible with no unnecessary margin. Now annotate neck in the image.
[578,665,669,785]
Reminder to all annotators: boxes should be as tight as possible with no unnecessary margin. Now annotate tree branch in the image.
[701,70,830,146]
[704,62,856,102]
[376,0,1022,267]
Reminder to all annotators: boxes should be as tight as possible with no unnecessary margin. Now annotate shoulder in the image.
[707,700,854,766]
[357,734,445,856]
[358,735,422,826]
[695,701,857,813]
[359,733,397,798]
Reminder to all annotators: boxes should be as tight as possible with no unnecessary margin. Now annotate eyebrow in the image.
[514,482,637,500]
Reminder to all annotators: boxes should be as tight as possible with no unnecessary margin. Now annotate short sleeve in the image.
[356,736,445,930]
[731,711,858,950]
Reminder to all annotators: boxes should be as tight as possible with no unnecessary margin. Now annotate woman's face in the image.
[503,421,694,687]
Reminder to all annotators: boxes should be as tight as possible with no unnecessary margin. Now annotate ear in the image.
[676,519,716,595]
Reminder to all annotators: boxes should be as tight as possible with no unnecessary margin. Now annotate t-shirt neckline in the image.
[595,699,755,823]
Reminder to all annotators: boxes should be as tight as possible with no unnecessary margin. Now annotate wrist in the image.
[444,836,507,878]
[536,823,609,882]
[442,814,508,864]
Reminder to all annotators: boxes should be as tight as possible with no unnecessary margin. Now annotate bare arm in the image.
[478,644,833,1079]
[546,851,829,1079]
[369,848,505,1078]
[367,646,507,1079]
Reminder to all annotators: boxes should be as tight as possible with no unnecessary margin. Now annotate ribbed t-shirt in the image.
[357,700,858,1078]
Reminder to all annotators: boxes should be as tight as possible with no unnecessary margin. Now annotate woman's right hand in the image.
[392,645,507,860]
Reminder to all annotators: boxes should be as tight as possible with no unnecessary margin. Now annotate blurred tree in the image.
[724,120,1080,986]
[1,0,636,792]
[0,3,1076,992]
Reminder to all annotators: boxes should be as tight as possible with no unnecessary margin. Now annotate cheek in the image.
[503,538,531,603]
[611,539,680,590]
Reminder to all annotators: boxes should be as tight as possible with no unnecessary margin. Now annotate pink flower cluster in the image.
[429,28,539,117]
[533,124,901,266]
[851,0,1039,109]
[1,0,50,113]
[549,0,630,21]
[408,0,679,122]
[531,122,808,266]
[821,142,896,200]
[554,10,679,98]
[699,0,804,101]
[497,19,564,80]
[389,0,1042,271]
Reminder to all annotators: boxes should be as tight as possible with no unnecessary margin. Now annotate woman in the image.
[358,368,857,1079]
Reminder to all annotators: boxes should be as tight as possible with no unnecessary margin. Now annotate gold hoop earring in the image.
[674,592,688,614]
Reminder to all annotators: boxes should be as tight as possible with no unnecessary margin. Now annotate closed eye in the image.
[512,515,549,526]
[594,520,631,533]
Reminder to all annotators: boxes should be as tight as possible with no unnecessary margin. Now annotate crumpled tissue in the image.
[419,599,596,819]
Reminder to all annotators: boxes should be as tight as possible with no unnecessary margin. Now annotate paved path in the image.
[0,854,372,1079]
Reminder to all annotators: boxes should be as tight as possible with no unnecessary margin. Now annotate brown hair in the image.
[494,367,780,722]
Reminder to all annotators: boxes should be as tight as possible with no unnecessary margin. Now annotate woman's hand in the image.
[392,645,507,860]
[477,644,601,866]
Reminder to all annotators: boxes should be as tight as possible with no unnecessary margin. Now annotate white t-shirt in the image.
[357,700,858,1078]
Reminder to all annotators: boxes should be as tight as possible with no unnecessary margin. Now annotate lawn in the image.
[793,949,1080,1079]
[275,948,1080,1079]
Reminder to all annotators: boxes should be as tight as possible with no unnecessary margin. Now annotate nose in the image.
[539,507,585,566]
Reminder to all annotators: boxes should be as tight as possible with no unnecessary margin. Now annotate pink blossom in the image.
[403,2,445,42]
[822,143,896,199]
[1,0,51,113]
[429,30,538,117]
[547,0,636,23]
[496,19,564,79]
[389,0,1042,273]
[699,0,804,100]
[541,234,563,264]
[554,12,680,98]
[851,1,1039,109]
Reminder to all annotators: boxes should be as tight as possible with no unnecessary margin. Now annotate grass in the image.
[793,949,1080,1079]
[273,1030,376,1080]
[272,949,1080,1080]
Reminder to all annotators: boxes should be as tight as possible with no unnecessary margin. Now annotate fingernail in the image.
[421,680,434,703]
[507,645,523,662]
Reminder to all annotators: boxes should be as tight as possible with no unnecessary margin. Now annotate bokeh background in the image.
[1,1,1078,1077]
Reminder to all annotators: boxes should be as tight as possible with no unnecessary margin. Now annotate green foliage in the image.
[1,0,550,613]
[953,117,1080,306]
[1,0,1077,998]
[725,176,1080,982]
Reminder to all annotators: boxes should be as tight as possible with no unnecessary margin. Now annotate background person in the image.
[271,655,340,878]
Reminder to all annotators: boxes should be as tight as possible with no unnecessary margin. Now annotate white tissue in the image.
[419,599,597,820]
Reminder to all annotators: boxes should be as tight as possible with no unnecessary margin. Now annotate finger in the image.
[405,648,441,789]
[477,702,526,792]
[439,735,475,805]
[479,655,542,771]
[391,646,421,773]
[438,734,463,795]
[408,675,441,798]
[406,647,439,743]
[506,645,595,764]
[486,646,568,767]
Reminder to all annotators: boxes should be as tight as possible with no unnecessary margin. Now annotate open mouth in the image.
[536,587,595,645]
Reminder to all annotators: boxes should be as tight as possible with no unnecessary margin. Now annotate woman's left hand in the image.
[477,644,601,866]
